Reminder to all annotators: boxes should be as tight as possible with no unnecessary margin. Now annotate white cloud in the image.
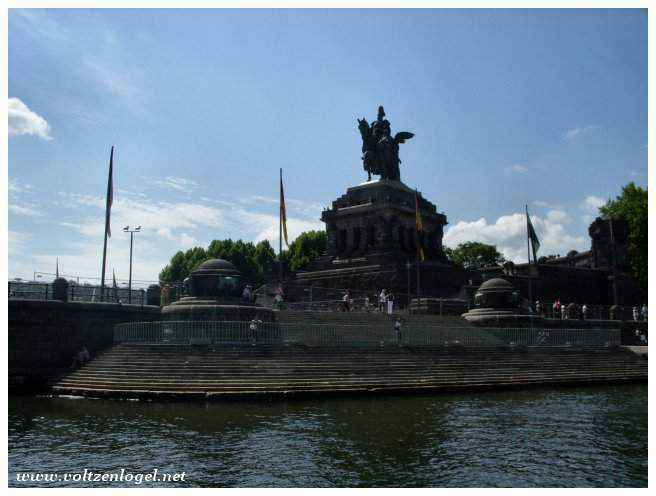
[545,209,570,224]
[564,125,598,142]
[157,227,173,239]
[444,211,587,263]
[9,230,32,253]
[9,178,33,194]
[58,193,224,236]
[56,191,323,254]
[179,233,197,248]
[504,164,529,174]
[580,195,606,214]
[8,97,52,140]
[151,176,199,193]
[9,203,42,217]
[11,182,326,282]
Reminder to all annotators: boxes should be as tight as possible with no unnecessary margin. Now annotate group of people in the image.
[340,288,396,314]
[532,299,648,321]
[532,299,591,320]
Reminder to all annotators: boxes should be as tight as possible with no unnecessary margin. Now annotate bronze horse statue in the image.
[357,106,414,182]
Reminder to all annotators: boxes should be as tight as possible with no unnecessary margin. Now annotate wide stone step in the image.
[62,369,647,386]
[83,351,639,360]
[68,361,647,374]
[51,344,645,399]
[55,368,647,388]
[52,372,647,394]
[76,356,643,368]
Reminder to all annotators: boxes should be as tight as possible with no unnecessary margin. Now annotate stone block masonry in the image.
[8,299,160,392]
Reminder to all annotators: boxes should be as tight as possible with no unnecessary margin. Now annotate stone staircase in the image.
[50,344,647,400]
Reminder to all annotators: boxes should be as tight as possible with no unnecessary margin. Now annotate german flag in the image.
[280,168,289,248]
[415,190,426,262]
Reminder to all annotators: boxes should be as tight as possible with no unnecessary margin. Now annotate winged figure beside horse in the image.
[357,106,414,182]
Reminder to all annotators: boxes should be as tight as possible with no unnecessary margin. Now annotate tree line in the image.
[159,231,327,286]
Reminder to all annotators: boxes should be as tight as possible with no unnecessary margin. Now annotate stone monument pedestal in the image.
[290,179,467,302]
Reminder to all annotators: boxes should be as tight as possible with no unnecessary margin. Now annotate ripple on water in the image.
[8,384,647,488]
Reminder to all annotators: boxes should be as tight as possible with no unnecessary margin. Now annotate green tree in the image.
[254,240,276,279]
[599,182,648,291]
[288,230,327,271]
[160,238,282,287]
[446,241,505,269]
[184,246,208,276]
[159,250,187,283]
[159,231,328,285]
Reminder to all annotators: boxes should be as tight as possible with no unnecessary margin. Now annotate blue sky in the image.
[8,8,648,285]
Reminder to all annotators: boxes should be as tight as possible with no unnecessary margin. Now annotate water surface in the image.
[8,385,647,487]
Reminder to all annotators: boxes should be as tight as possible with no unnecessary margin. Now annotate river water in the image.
[9,384,647,488]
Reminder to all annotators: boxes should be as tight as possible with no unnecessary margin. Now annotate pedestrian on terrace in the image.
[342,291,352,312]
[379,289,387,312]
[387,291,394,315]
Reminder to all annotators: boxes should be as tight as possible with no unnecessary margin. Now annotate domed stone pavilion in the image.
[162,258,275,322]
[462,277,539,327]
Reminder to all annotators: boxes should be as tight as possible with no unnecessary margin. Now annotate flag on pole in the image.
[526,206,541,263]
[55,257,59,278]
[112,268,118,301]
[414,190,426,262]
[105,146,114,238]
[279,169,289,248]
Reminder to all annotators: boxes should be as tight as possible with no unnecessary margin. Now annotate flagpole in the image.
[525,204,531,265]
[100,146,114,300]
[415,188,422,305]
[416,252,420,305]
[279,168,283,283]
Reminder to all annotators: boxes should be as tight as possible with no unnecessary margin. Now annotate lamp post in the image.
[123,225,141,303]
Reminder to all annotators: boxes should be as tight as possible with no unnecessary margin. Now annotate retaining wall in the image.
[8,299,160,391]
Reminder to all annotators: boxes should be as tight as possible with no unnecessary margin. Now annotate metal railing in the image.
[114,320,621,349]
[8,281,146,304]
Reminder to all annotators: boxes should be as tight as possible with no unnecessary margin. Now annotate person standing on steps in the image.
[394,318,403,347]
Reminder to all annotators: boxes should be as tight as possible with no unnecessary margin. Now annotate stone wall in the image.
[9,299,160,392]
